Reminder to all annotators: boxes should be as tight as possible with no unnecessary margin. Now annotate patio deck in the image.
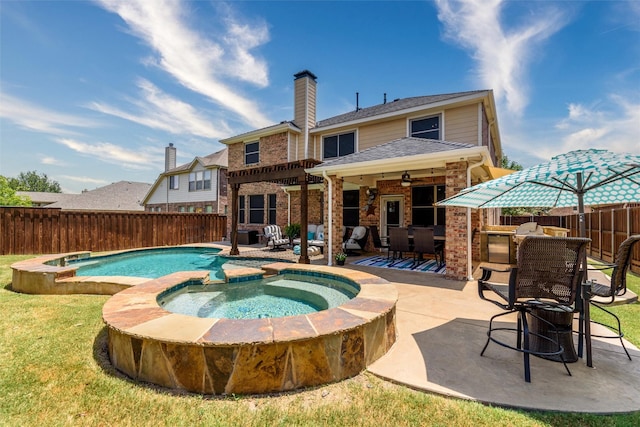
[226,243,640,413]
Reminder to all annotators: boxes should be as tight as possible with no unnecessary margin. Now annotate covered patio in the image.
[306,138,510,280]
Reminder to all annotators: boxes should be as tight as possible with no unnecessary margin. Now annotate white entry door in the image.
[380,195,404,241]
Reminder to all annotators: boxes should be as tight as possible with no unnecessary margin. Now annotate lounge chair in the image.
[343,226,368,254]
[263,225,289,251]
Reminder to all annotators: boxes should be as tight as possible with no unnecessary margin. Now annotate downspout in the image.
[466,154,487,280]
[323,170,333,266]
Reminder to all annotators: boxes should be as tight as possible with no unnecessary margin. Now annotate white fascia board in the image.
[220,122,301,145]
[310,92,489,135]
[306,146,491,177]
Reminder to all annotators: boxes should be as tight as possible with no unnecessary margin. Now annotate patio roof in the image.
[306,138,495,183]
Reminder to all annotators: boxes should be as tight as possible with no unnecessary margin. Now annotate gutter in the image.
[323,170,333,266]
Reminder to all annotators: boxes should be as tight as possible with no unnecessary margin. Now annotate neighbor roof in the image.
[46,181,151,211]
[314,90,489,129]
[167,148,228,174]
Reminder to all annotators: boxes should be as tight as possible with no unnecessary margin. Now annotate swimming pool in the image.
[158,272,360,319]
[68,247,226,279]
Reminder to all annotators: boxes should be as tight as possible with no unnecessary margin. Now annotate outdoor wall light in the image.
[401,171,411,187]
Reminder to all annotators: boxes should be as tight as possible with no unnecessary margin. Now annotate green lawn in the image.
[1,254,639,426]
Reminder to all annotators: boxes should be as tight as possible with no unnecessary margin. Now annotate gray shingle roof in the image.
[315,90,488,128]
[46,181,151,211]
[167,148,228,174]
[315,137,475,168]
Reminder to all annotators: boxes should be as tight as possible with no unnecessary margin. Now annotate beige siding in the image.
[358,119,406,150]
[444,104,478,145]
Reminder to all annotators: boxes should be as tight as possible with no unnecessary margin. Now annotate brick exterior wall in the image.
[326,176,344,259]
[445,161,472,280]
[289,189,324,225]
[227,132,289,170]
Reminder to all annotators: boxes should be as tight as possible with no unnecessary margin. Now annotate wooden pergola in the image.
[227,159,323,263]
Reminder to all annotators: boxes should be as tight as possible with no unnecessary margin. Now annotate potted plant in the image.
[334,251,347,266]
[284,223,301,245]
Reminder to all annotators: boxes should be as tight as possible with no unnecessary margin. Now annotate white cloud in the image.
[95,0,272,128]
[89,79,232,139]
[58,174,110,185]
[0,93,99,135]
[40,155,66,166]
[56,138,161,170]
[555,95,640,155]
[434,0,568,116]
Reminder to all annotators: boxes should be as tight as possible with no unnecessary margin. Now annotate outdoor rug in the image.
[352,255,446,275]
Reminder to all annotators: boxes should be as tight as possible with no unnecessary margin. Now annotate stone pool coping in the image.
[102,262,397,346]
[102,262,398,394]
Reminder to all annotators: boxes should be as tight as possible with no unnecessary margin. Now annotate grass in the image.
[1,255,639,426]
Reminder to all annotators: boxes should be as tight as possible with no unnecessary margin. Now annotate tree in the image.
[8,170,61,193]
[0,176,32,206]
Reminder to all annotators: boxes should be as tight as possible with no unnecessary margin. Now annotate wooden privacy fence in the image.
[564,206,640,274]
[0,207,228,255]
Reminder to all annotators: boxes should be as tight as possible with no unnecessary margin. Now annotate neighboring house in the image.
[15,191,76,207]
[143,144,228,214]
[17,181,151,211]
[221,70,504,280]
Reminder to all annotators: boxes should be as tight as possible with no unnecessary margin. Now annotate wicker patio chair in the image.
[412,227,443,267]
[478,236,590,382]
[582,234,640,361]
[389,227,412,260]
[370,225,390,258]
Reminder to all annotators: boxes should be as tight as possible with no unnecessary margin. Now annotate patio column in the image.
[445,161,469,280]
[230,183,239,255]
[330,177,344,259]
[299,179,310,264]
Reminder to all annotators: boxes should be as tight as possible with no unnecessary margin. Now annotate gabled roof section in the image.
[220,121,301,145]
[313,90,489,130]
[166,148,228,174]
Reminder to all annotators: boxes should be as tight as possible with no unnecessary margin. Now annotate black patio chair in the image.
[370,225,390,258]
[582,234,640,361]
[412,227,443,267]
[389,227,412,261]
[478,236,590,382]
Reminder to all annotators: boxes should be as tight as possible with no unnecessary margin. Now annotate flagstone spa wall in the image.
[103,263,397,395]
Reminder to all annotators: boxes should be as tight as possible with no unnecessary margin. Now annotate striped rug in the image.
[352,255,446,275]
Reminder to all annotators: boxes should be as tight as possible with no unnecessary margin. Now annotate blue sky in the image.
[1,0,638,193]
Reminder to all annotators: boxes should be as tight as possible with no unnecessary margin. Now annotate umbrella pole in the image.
[576,172,593,368]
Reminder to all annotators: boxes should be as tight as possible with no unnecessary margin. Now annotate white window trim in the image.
[406,112,444,140]
[321,129,358,161]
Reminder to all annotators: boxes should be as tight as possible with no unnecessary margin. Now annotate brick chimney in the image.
[293,70,317,159]
[165,143,176,171]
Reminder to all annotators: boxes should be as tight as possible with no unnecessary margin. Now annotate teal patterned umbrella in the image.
[438,149,640,216]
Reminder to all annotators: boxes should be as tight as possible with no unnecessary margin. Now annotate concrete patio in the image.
[230,243,640,413]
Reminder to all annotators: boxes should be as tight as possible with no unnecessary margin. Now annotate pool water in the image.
[68,247,226,280]
[159,273,360,319]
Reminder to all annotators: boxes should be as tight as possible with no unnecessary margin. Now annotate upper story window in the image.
[188,170,211,191]
[323,132,355,160]
[169,175,179,190]
[410,116,440,140]
[245,141,259,165]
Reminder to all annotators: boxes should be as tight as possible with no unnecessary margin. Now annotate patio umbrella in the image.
[437,148,640,368]
[437,148,640,237]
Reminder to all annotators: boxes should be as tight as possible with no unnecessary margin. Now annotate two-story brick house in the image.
[143,144,228,214]
[221,70,503,280]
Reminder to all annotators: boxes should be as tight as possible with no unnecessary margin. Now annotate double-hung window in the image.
[410,116,440,140]
[188,171,211,191]
[239,195,245,224]
[268,194,277,225]
[343,190,360,226]
[323,132,355,160]
[411,185,446,227]
[245,141,259,165]
[249,195,264,224]
[169,175,179,190]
